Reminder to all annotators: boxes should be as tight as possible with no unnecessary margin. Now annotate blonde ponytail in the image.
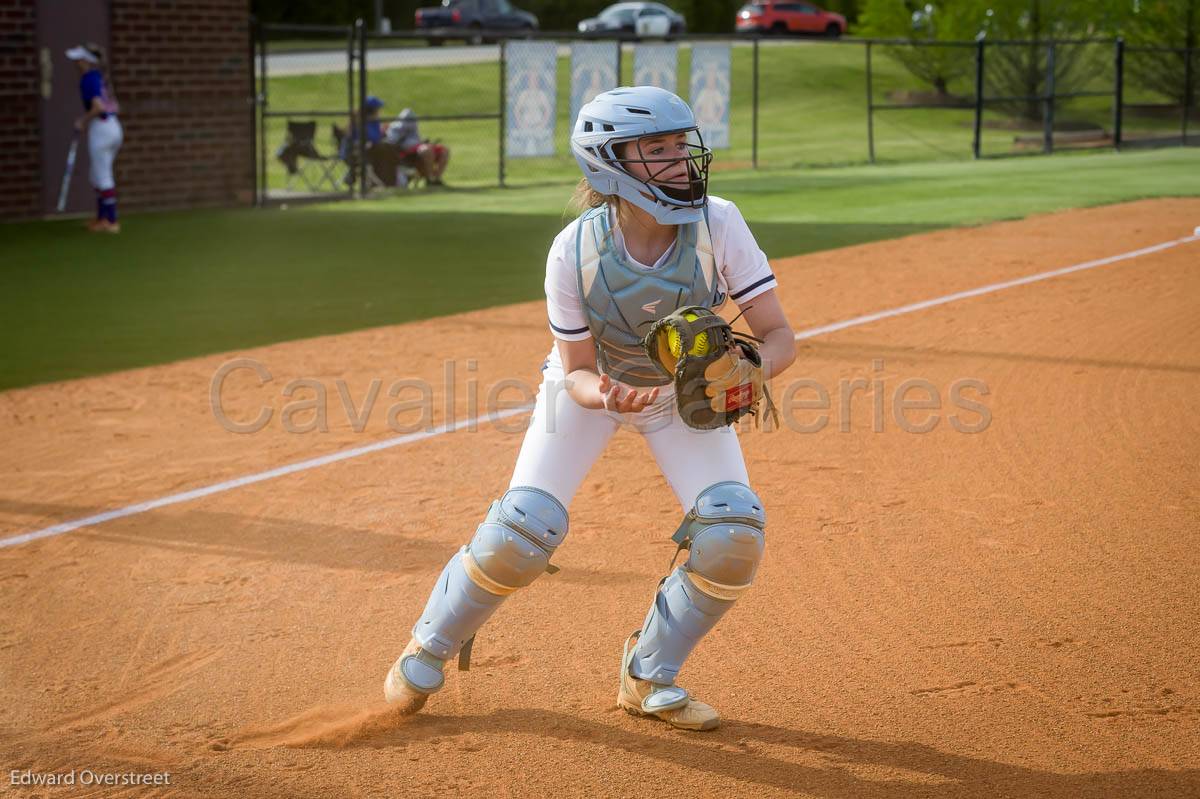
[568,178,609,214]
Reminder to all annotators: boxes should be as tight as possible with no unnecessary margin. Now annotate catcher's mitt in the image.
[642,305,779,431]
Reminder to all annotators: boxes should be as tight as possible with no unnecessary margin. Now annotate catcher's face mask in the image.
[616,129,711,208]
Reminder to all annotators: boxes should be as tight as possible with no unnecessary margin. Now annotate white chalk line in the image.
[3,233,1196,549]
[794,234,1198,340]
[1,407,530,548]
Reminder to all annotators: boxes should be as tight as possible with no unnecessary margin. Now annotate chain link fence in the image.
[252,24,1197,203]
[1123,44,1199,148]
[255,23,358,201]
[976,38,1117,158]
[865,40,977,163]
[362,30,504,189]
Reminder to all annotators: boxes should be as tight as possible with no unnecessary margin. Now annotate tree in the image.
[252,0,371,26]
[977,0,1113,121]
[857,0,987,97]
[1115,0,1198,108]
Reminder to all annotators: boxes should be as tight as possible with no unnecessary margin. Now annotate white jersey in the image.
[543,196,777,358]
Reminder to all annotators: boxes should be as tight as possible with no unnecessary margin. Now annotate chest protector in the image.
[574,205,720,387]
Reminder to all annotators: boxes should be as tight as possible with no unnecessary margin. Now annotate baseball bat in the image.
[56,132,80,213]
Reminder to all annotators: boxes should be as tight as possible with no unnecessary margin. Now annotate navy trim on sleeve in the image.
[549,321,590,336]
[730,274,777,300]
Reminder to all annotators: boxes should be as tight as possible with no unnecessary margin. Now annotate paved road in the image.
[262,45,504,77]
[261,38,802,77]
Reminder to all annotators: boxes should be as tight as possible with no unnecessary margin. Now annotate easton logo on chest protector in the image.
[575,205,718,388]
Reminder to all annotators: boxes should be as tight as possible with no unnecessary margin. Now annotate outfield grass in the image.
[2,147,1198,390]
[261,39,1190,193]
[324,146,1200,225]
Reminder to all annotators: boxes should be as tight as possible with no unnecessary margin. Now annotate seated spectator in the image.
[385,108,450,186]
[339,95,387,161]
[338,98,451,189]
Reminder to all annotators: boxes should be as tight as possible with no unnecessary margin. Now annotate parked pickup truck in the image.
[415,0,539,45]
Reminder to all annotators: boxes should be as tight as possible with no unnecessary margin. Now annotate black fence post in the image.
[250,16,260,206]
[1043,41,1056,154]
[346,23,355,199]
[258,20,268,203]
[1113,37,1124,151]
[1184,45,1194,145]
[752,37,759,169]
[356,19,367,198]
[499,39,507,188]
[973,38,985,159]
[866,40,875,164]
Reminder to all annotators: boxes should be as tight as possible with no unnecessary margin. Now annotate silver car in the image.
[578,3,687,37]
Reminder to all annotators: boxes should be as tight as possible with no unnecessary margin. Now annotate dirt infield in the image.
[1,198,1198,798]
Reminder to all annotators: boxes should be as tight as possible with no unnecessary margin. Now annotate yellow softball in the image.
[668,312,710,358]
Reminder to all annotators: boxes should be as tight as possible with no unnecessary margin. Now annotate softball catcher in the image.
[385,86,796,731]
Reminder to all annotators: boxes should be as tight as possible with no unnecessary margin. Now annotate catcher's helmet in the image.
[571,86,712,225]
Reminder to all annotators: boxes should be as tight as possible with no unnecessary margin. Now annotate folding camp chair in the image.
[276,120,341,192]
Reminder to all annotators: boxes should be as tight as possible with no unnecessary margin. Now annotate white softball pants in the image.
[87,116,123,191]
[508,357,751,512]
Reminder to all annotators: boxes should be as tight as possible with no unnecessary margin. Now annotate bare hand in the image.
[73,117,85,132]
[598,373,659,414]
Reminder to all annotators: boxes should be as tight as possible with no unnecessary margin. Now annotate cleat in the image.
[616,631,719,731]
[383,637,446,714]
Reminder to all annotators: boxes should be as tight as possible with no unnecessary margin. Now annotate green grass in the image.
[261,39,1192,194]
[2,146,1198,390]
[320,145,1200,225]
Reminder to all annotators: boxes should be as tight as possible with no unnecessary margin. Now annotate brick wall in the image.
[0,0,252,220]
[110,0,253,209]
[0,0,40,219]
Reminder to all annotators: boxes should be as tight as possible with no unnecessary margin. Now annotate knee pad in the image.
[630,482,765,684]
[409,487,568,680]
[674,481,766,599]
[465,486,569,594]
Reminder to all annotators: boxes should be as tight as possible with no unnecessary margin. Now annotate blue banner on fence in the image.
[633,43,677,93]
[570,42,619,129]
[689,43,731,149]
[505,41,558,158]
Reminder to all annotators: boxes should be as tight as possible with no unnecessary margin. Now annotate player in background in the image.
[383,86,796,731]
[67,43,122,233]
